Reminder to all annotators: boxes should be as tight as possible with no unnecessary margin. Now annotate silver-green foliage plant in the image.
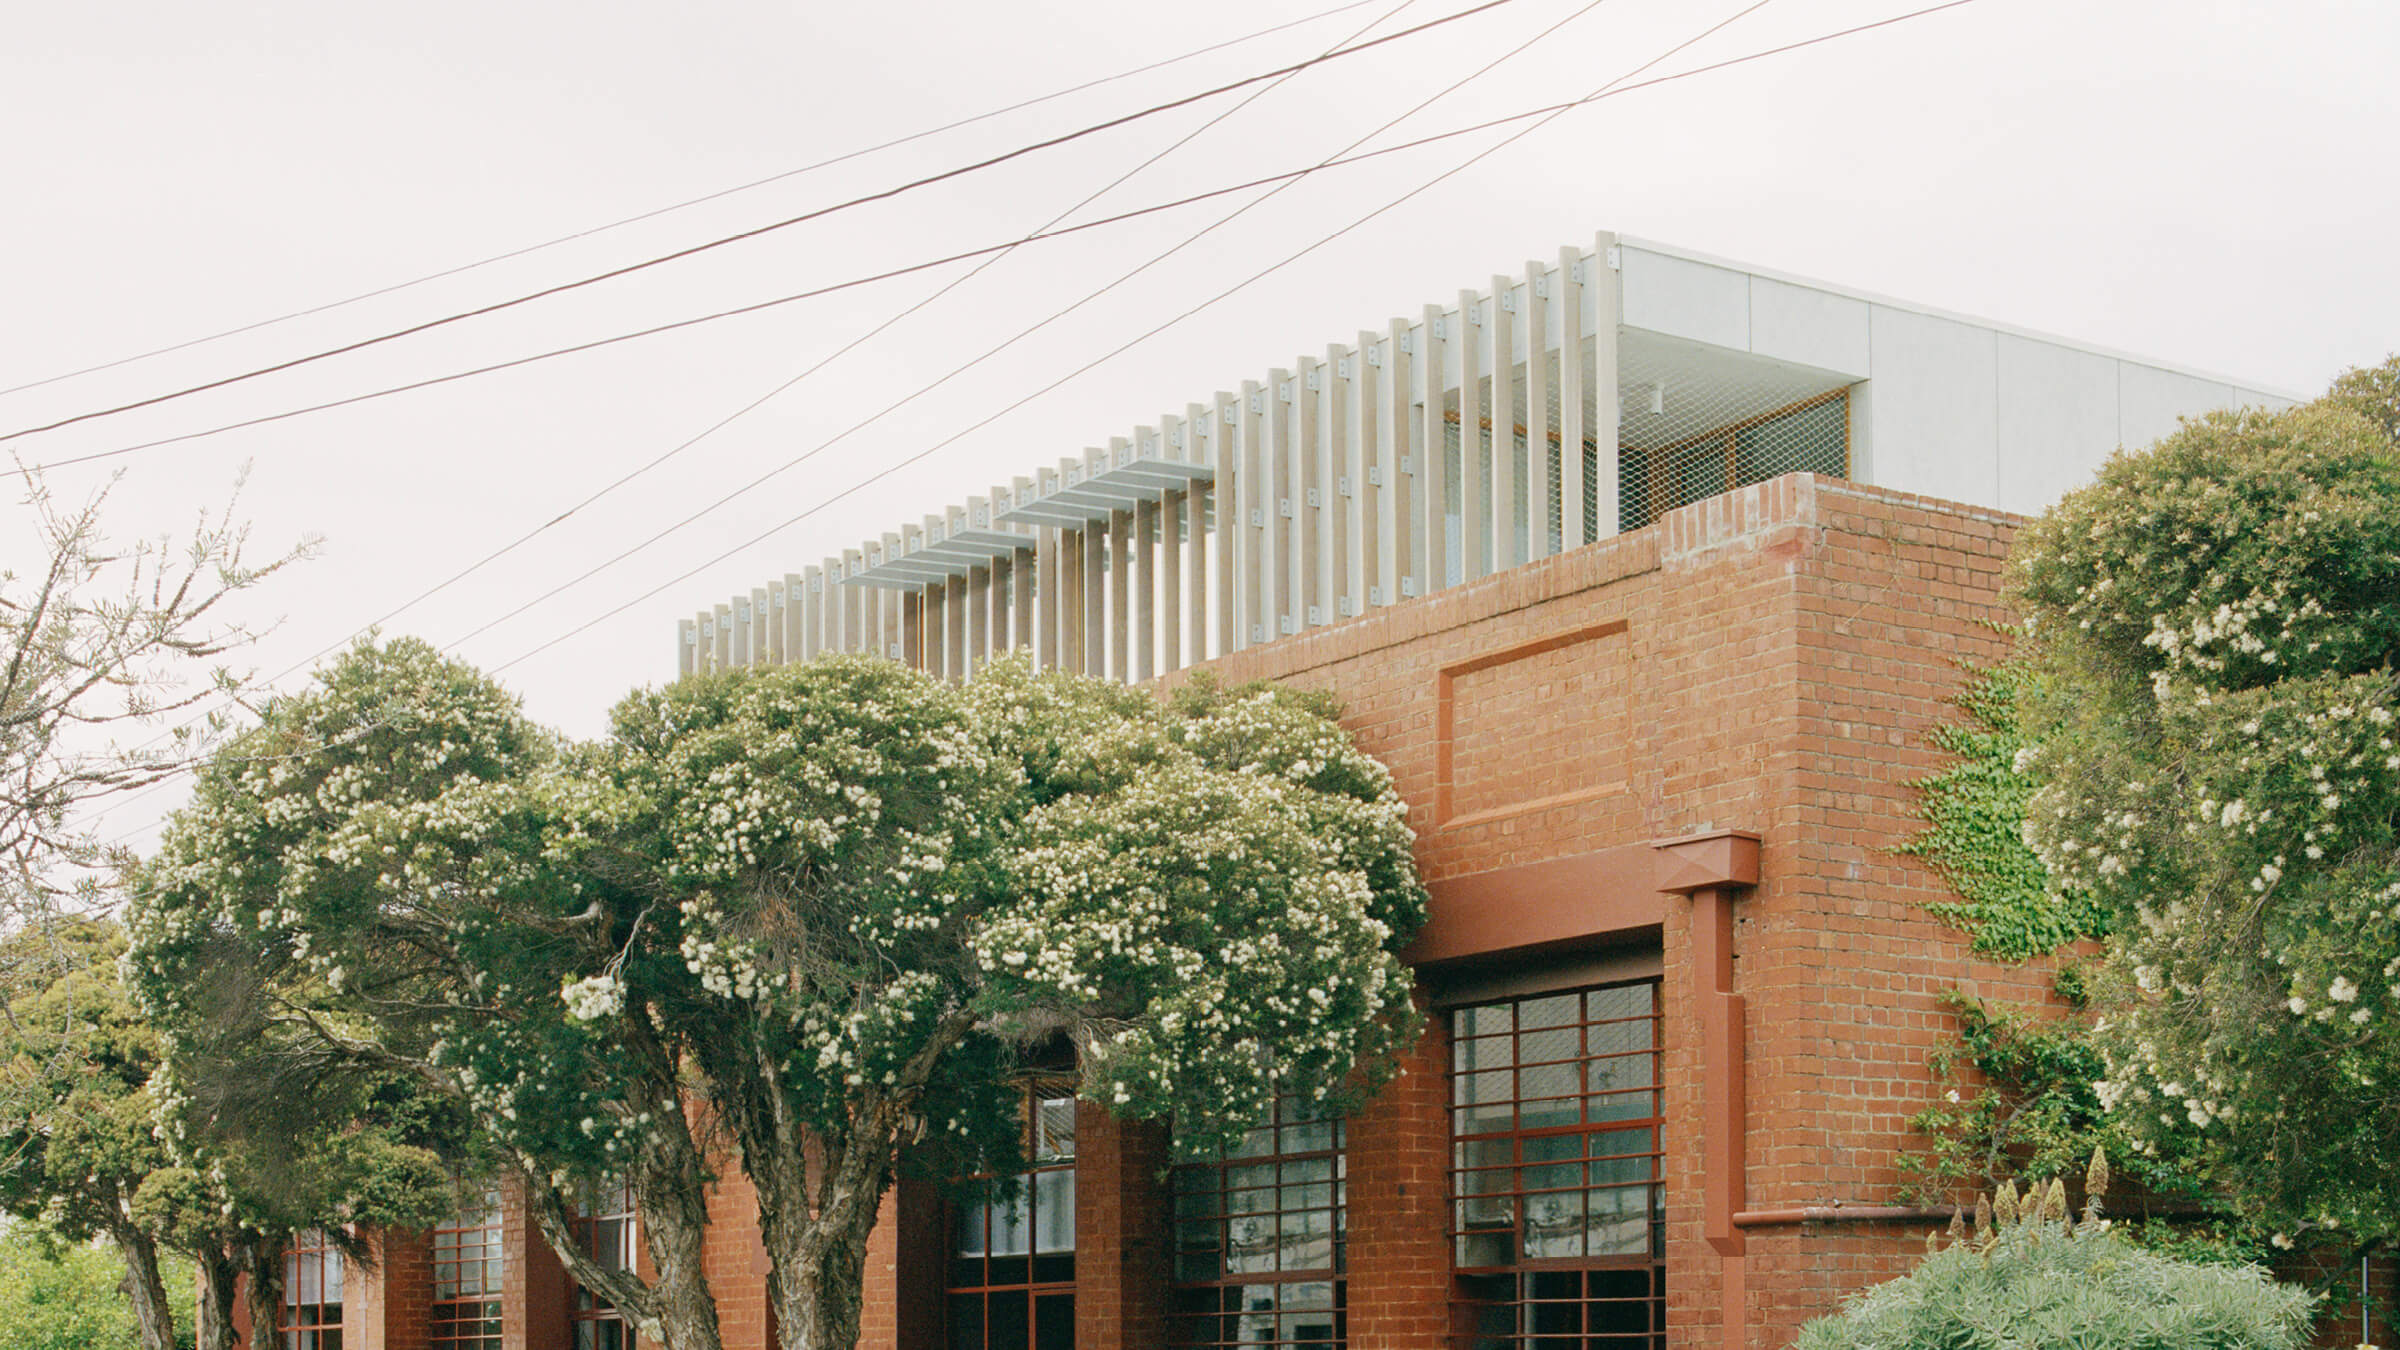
[126,642,1426,1350]
[1797,1158,2315,1350]
[2008,357,2400,1246]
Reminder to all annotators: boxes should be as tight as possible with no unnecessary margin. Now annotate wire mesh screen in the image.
[1444,355,1850,570]
[1613,331,1852,532]
[1618,388,1847,531]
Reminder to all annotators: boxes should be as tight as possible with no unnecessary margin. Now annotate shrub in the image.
[1796,1158,2316,1350]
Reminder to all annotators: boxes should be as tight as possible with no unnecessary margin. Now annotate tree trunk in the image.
[242,1237,286,1350]
[110,1226,180,1350]
[757,1125,898,1350]
[194,1247,241,1350]
[638,1137,730,1350]
[779,1219,873,1350]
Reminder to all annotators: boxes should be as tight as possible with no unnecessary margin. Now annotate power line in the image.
[0,0,1526,449]
[75,0,1423,835]
[442,0,1619,652]
[87,0,1993,842]
[0,1,1387,403]
[490,0,1986,677]
[32,1,1972,479]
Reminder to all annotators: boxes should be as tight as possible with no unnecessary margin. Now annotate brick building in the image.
[267,235,2294,1349]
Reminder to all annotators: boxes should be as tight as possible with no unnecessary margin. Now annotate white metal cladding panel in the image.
[1620,247,1748,352]
[1995,333,2120,515]
[2119,363,2238,452]
[1862,305,2000,509]
[1747,276,1870,378]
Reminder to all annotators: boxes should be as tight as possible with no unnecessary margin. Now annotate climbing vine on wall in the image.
[1898,655,2110,962]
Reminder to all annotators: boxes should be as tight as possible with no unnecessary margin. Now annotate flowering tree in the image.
[128,641,1426,1350]
[2010,357,2400,1249]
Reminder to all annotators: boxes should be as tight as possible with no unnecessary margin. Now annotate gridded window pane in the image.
[431,1188,504,1350]
[571,1177,638,1349]
[951,1087,1076,1350]
[1450,979,1664,1348]
[1171,1095,1346,1348]
[279,1232,344,1350]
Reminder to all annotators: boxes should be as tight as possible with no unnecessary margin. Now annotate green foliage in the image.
[2325,353,2399,441]
[1900,658,2111,960]
[1900,989,2225,1239]
[0,919,174,1243]
[1804,1161,2308,1350]
[2009,356,2400,1245]
[1793,1204,2315,1350]
[0,1226,196,1350]
[126,642,1429,1345]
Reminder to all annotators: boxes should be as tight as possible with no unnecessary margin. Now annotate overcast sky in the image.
[6,0,2394,842]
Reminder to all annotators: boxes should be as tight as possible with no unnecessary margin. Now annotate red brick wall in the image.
[339,474,2082,1350]
[1163,474,2055,1348]
[1071,1103,1171,1350]
[501,1175,568,1350]
[700,1166,772,1350]
[1344,992,1452,1349]
[351,1227,432,1350]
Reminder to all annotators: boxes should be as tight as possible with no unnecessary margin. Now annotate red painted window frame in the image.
[1447,978,1666,1349]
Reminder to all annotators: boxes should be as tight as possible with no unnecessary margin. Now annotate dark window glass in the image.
[571,1177,638,1350]
[430,1187,504,1350]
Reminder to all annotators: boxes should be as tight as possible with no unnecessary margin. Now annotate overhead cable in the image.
[489,0,1987,676]
[31,0,1988,477]
[0,0,1524,447]
[0,1,1386,402]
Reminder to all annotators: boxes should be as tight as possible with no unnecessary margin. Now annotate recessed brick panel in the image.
[1439,619,1631,827]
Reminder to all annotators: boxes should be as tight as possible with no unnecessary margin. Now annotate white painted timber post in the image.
[1592,231,1623,540]
[1344,334,1374,616]
[1381,317,1412,606]
[1523,260,1554,560]
[1213,392,1240,655]
[1557,246,1587,550]
[1458,290,1488,582]
[1418,305,1450,595]
[1316,346,1346,623]
[1490,275,1520,572]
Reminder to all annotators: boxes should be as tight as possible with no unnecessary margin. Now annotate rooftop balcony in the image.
[676,230,2282,682]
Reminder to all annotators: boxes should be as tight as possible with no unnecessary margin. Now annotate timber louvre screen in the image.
[680,232,1857,687]
[1449,980,1665,1349]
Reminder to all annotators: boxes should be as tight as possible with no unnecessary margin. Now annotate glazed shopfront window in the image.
[1450,980,1664,1348]
[1170,1093,1345,1347]
[430,1187,504,1350]
[948,1088,1076,1350]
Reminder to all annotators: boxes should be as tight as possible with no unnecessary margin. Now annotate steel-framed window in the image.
[947,1086,1076,1350]
[571,1177,639,1350]
[1169,1094,1345,1348]
[1449,979,1664,1349]
[431,1187,504,1350]
[278,1230,344,1350]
